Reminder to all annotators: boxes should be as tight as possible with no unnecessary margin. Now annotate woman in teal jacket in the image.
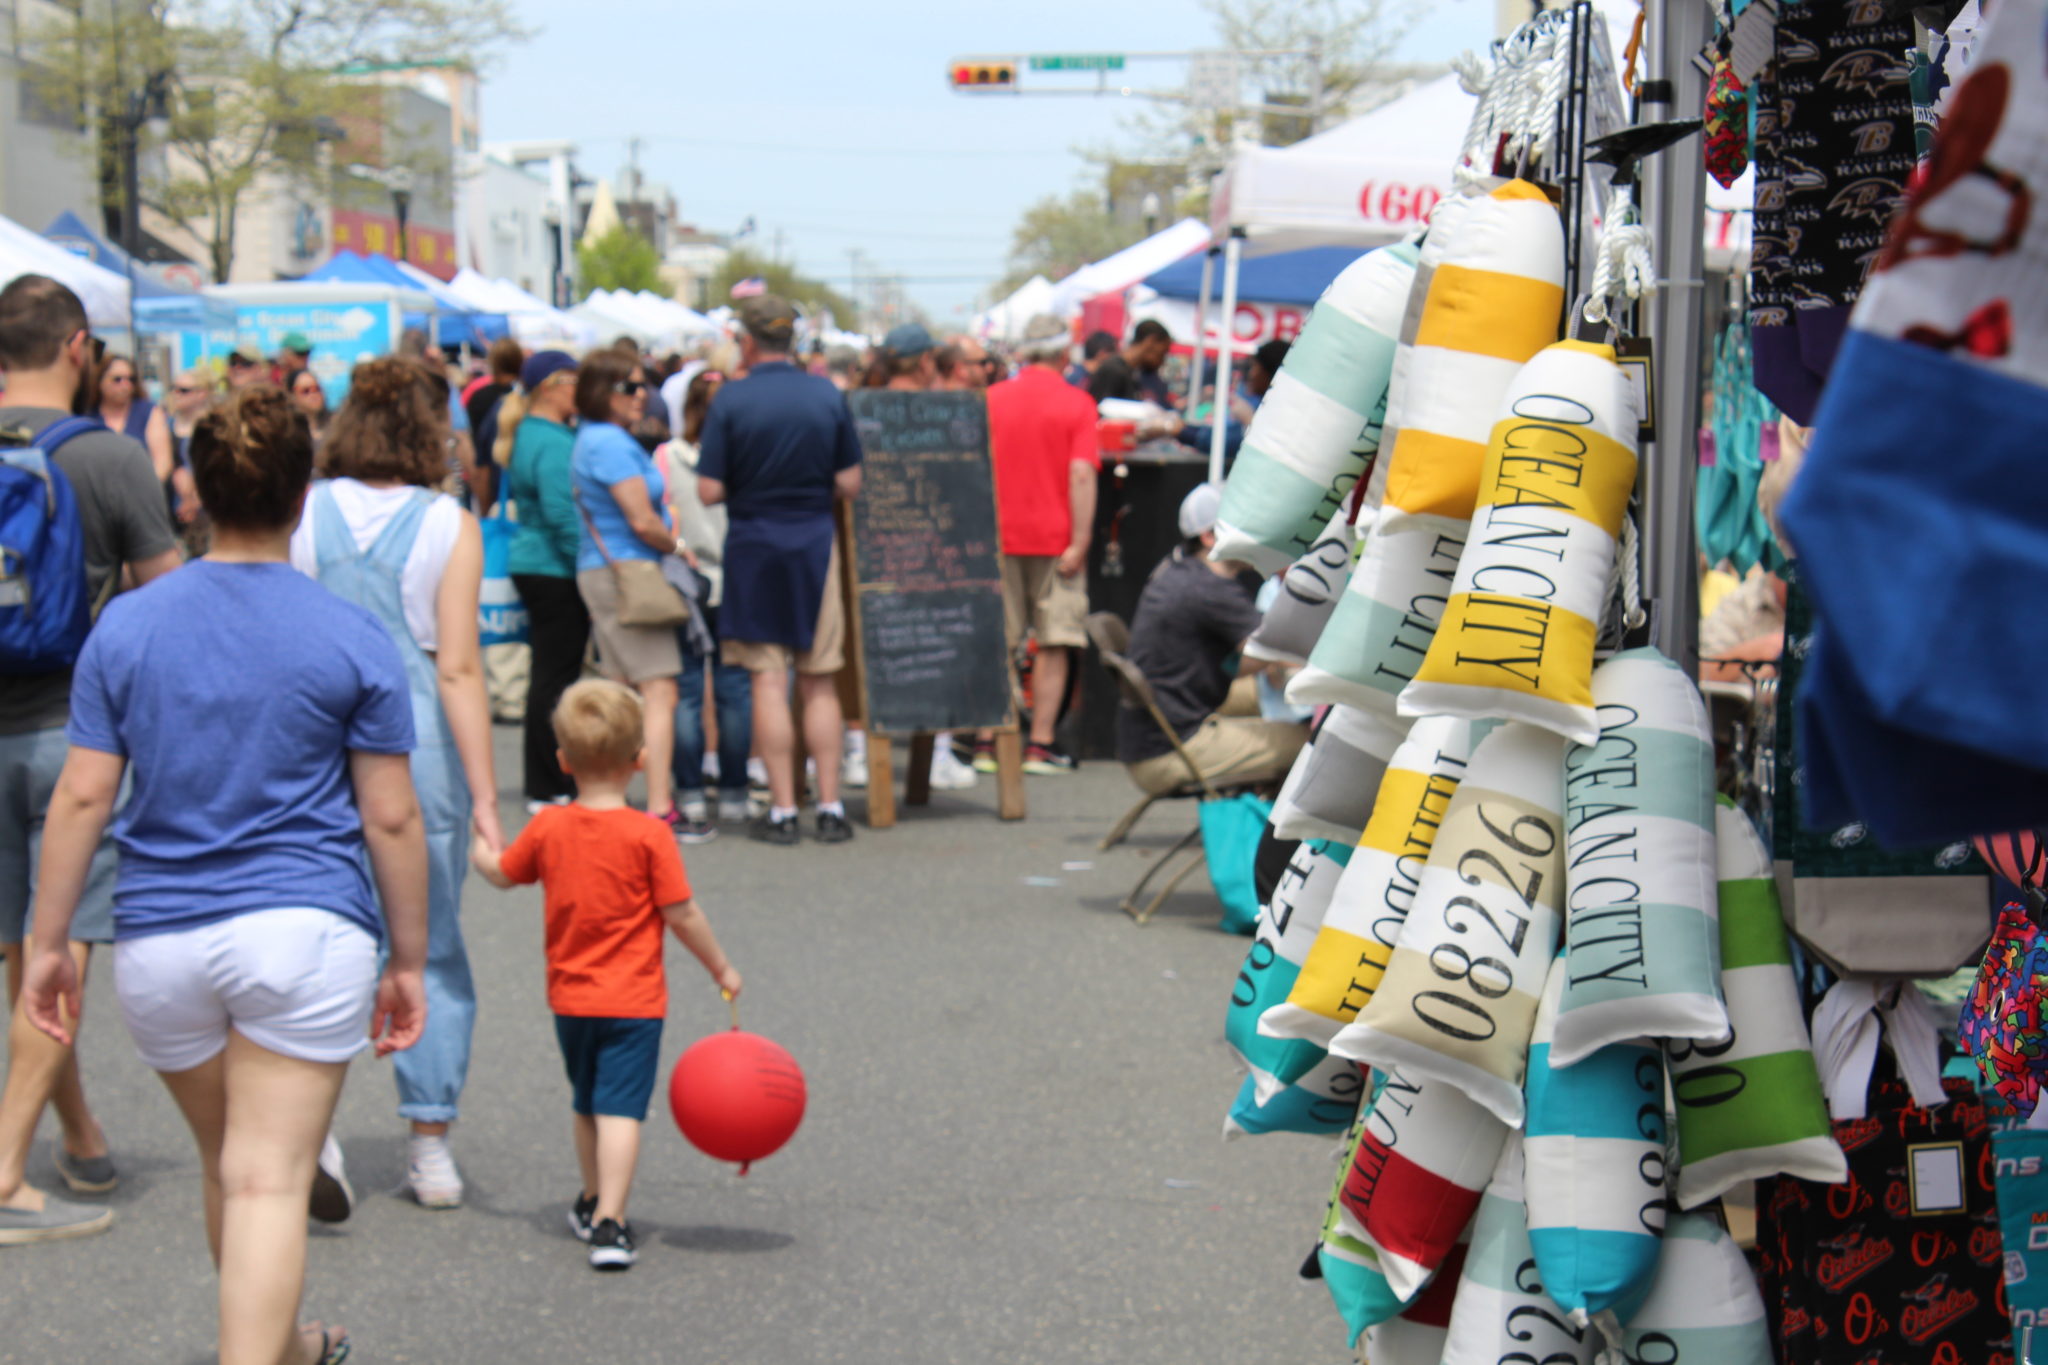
[504,350,585,807]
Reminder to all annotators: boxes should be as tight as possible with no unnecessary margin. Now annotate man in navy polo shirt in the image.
[697,296,865,846]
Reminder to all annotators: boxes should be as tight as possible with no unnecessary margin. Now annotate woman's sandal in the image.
[303,1324,350,1365]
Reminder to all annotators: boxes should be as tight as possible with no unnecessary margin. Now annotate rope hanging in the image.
[1582,187,1657,327]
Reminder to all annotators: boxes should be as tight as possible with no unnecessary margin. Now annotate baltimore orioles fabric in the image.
[1755,1076,2010,1365]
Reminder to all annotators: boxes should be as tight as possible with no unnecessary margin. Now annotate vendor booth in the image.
[300,251,505,351]
[445,269,600,352]
[178,279,434,402]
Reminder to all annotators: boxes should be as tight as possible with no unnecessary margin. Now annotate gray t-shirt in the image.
[0,407,178,734]
[1116,552,1262,765]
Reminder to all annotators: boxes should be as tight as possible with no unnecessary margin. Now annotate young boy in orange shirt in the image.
[471,679,742,1271]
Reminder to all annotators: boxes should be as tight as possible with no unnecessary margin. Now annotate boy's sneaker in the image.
[1022,743,1077,775]
[716,794,751,823]
[749,813,801,846]
[309,1134,353,1224]
[814,810,855,844]
[676,816,718,844]
[567,1192,597,1243]
[971,741,998,774]
[589,1217,637,1270]
[406,1134,463,1209]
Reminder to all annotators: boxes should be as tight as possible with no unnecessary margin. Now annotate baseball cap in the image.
[1178,482,1223,539]
[738,294,797,345]
[226,350,258,368]
[883,322,935,358]
[520,349,576,391]
[280,332,312,355]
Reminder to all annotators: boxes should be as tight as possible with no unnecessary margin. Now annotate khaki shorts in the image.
[1126,716,1309,796]
[1001,554,1089,650]
[577,568,683,685]
[724,541,847,676]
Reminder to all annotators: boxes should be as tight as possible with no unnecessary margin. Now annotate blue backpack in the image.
[0,416,103,673]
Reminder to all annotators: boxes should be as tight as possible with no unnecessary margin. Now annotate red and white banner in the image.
[1130,292,1312,357]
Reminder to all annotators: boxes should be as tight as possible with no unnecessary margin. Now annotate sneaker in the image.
[747,757,771,792]
[676,816,718,845]
[814,810,855,844]
[971,742,998,774]
[1022,743,1077,776]
[406,1135,463,1209]
[589,1217,637,1270]
[567,1192,597,1243]
[716,794,750,824]
[928,744,977,791]
[749,813,801,847]
[52,1146,116,1196]
[524,795,571,815]
[842,753,869,790]
[0,1191,113,1244]
[309,1135,353,1224]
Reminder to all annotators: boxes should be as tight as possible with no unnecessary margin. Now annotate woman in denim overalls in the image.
[291,358,503,1209]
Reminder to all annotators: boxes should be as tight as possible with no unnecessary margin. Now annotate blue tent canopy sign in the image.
[1143,245,1373,307]
[43,210,237,334]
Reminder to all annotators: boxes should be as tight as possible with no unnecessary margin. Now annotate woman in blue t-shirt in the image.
[571,348,686,825]
[23,386,429,1365]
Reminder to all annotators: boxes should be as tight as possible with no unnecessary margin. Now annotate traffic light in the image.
[948,59,1016,91]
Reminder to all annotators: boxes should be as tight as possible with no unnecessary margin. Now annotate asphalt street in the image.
[2,729,1345,1364]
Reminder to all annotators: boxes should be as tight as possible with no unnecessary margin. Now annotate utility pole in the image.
[847,248,864,334]
[626,136,641,201]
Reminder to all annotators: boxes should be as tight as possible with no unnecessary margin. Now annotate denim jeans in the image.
[391,733,476,1124]
[674,606,753,799]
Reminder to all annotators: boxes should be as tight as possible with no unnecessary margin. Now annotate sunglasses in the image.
[615,380,646,396]
[171,384,201,394]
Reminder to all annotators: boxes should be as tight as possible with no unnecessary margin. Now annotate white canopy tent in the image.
[1210,73,1478,254]
[0,212,132,328]
[972,274,1054,343]
[445,268,599,352]
[1047,218,1212,318]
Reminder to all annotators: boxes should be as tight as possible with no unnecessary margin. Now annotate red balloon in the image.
[1976,830,2046,888]
[669,1030,806,1175]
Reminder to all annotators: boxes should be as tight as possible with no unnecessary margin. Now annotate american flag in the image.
[729,276,767,300]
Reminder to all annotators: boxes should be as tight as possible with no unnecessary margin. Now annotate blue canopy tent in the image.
[1142,244,1371,306]
[300,251,507,349]
[43,210,236,334]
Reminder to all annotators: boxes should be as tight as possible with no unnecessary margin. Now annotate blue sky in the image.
[481,1,1496,321]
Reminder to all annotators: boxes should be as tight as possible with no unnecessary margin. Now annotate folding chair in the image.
[1084,611,1271,925]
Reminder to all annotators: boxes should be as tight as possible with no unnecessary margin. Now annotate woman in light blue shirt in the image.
[571,348,685,825]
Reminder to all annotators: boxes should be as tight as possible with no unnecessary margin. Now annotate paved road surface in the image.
[4,731,1345,1364]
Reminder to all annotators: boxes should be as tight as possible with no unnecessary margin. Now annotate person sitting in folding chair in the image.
[1115,484,1308,795]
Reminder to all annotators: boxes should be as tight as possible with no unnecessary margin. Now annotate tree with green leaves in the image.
[710,249,856,328]
[994,190,1146,300]
[24,0,527,281]
[1203,0,1422,145]
[576,226,663,299]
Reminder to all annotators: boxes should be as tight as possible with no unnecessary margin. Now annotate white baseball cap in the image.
[1178,482,1223,539]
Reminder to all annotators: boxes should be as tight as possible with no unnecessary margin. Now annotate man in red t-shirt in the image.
[982,314,1100,774]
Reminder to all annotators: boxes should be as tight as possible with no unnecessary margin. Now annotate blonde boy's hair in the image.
[552,679,644,772]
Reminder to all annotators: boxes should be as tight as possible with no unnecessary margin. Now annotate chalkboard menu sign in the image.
[845,390,1012,735]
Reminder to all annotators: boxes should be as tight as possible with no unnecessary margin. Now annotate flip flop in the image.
[302,1325,350,1365]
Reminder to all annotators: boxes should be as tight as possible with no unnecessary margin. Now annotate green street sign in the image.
[1028,54,1125,71]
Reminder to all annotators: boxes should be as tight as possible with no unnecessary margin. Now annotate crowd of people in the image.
[0,265,1303,1361]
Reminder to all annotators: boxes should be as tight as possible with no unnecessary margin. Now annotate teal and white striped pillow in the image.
[1524,955,1668,1336]
[1213,244,1418,575]
[1553,648,1727,1066]
[1612,1212,1771,1362]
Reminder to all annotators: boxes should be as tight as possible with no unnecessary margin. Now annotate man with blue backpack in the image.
[0,275,179,1244]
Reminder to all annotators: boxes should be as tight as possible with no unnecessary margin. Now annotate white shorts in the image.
[114,908,380,1074]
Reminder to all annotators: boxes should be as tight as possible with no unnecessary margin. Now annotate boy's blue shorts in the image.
[553,1015,665,1119]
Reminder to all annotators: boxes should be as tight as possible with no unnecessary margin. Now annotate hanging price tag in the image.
[1616,336,1656,442]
